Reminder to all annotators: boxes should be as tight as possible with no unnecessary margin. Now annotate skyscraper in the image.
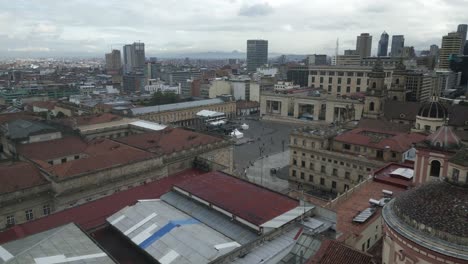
[356,33,372,57]
[429,44,439,57]
[123,42,146,73]
[457,24,467,51]
[377,31,389,57]
[105,49,122,73]
[391,35,405,57]
[439,32,463,69]
[246,40,268,72]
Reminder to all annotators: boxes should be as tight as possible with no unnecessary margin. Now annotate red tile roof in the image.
[18,137,155,179]
[307,239,374,264]
[47,139,155,178]
[174,171,299,226]
[59,113,122,127]
[373,163,415,188]
[116,127,224,155]
[0,112,39,125]
[332,180,406,243]
[17,136,88,161]
[334,128,426,152]
[0,169,203,244]
[0,162,48,194]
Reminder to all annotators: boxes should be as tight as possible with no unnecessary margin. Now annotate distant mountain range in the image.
[150,51,308,61]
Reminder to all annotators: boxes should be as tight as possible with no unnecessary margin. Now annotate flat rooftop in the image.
[373,163,415,188]
[0,223,115,264]
[174,171,299,226]
[332,180,407,242]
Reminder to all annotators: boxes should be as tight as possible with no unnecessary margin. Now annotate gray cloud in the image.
[0,0,466,57]
[238,3,274,17]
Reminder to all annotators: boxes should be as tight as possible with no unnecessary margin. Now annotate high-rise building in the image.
[306,54,327,65]
[391,35,405,57]
[123,42,145,73]
[105,50,121,72]
[439,32,463,69]
[246,40,268,72]
[356,33,372,57]
[457,24,467,49]
[377,31,389,57]
[429,44,439,57]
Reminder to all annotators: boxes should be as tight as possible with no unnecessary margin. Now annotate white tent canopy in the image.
[230,129,244,139]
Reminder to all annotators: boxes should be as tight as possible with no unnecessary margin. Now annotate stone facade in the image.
[289,128,384,194]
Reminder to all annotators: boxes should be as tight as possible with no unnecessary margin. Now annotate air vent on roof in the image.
[369,199,382,206]
[382,190,393,197]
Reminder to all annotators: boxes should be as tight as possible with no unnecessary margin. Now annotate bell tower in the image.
[388,60,407,102]
[363,59,386,119]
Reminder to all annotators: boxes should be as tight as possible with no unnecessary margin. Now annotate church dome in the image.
[391,181,468,244]
[417,100,448,119]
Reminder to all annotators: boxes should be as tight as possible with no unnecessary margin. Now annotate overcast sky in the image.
[0,0,466,57]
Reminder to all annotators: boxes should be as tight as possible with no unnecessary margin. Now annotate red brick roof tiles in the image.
[17,136,88,161]
[30,101,57,110]
[334,128,426,152]
[0,112,39,125]
[116,127,224,155]
[307,239,374,264]
[174,171,299,226]
[59,113,122,127]
[0,162,48,194]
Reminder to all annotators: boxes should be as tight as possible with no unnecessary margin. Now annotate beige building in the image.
[438,32,463,69]
[208,79,232,98]
[288,126,426,194]
[260,91,364,124]
[308,66,393,95]
[126,98,236,126]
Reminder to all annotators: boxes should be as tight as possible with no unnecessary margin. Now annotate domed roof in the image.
[392,181,468,242]
[417,100,448,119]
[426,125,461,150]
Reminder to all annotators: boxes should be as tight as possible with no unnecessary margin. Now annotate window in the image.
[358,175,363,182]
[309,175,314,182]
[322,157,326,161]
[48,161,53,165]
[320,178,325,185]
[320,71,326,75]
[328,77,333,83]
[6,215,15,226]
[367,238,371,249]
[320,77,324,84]
[452,169,459,182]
[357,72,364,77]
[338,78,342,84]
[25,209,34,221]
[340,161,344,165]
[346,86,350,93]
[328,159,332,163]
[61,158,67,163]
[353,164,357,169]
[329,72,335,76]
[357,78,361,85]
[345,172,350,179]
[344,184,349,191]
[392,152,397,158]
[300,172,305,179]
[311,77,315,82]
[354,146,360,152]
[377,150,383,159]
[328,85,332,92]
[337,86,341,93]
[43,205,51,216]
[361,243,365,252]
[292,170,297,177]
[356,87,360,92]
[347,72,354,76]
[347,78,351,84]
[293,159,297,165]
[309,163,314,170]
[332,168,338,176]
[372,82,376,89]
[310,154,314,159]
[430,160,441,177]
[338,72,344,76]
[369,102,375,111]
[293,138,297,145]
[302,153,305,156]
[301,161,306,167]
[74,155,79,160]
[321,165,326,173]
[302,139,306,146]
[424,125,431,131]
[332,181,337,189]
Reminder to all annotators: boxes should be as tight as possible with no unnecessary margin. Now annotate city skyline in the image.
[0,0,466,57]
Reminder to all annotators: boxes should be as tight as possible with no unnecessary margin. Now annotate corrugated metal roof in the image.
[261,206,315,229]
[0,223,115,264]
[130,98,225,115]
[174,171,299,226]
[161,191,258,244]
[107,200,237,264]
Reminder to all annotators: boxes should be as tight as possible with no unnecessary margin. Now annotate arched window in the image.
[430,160,441,177]
[395,78,399,85]
[372,82,376,89]
[369,102,375,111]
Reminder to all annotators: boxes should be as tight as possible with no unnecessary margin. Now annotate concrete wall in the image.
[209,80,231,98]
